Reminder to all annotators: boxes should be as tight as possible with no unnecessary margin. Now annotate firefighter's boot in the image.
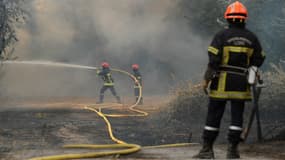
[192,141,214,159]
[227,143,240,159]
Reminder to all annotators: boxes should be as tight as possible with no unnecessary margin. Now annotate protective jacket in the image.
[97,68,114,86]
[205,23,265,100]
[133,70,142,88]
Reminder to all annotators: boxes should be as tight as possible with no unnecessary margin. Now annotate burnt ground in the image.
[0,97,284,160]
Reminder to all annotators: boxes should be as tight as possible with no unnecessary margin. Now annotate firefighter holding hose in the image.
[96,62,121,104]
[193,1,265,159]
[132,64,143,105]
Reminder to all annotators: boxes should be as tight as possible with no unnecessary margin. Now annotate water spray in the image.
[1,60,98,70]
[0,60,195,160]
[0,60,144,159]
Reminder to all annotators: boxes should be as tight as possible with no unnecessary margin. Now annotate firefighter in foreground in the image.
[193,1,265,159]
[132,64,143,105]
[96,62,121,104]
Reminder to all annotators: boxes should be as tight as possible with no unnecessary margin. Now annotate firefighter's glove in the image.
[202,80,210,89]
[135,80,142,88]
[204,66,218,81]
[202,80,210,95]
[96,69,100,75]
[135,80,139,85]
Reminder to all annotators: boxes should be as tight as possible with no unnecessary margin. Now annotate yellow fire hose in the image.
[1,60,197,159]
[28,67,197,160]
[29,68,145,160]
[18,66,196,160]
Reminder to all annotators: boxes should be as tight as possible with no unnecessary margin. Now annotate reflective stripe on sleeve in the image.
[208,46,219,55]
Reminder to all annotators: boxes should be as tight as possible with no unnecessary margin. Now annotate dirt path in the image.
[0,97,284,160]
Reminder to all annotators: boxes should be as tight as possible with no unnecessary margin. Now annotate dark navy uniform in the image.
[97,68,121,103]
[203,22,265,147]
[194,2,265,159]
[133,69,143,105]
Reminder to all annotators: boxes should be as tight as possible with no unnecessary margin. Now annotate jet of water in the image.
[1,60,98,70]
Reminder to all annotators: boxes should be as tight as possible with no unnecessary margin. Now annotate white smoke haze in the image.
[2,0,208,98]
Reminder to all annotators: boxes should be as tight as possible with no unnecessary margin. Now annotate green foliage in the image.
[179,0,285,65]
[0,0,26,60]
[178,0,227,36]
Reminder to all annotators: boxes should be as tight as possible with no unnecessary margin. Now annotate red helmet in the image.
[132,64,139,70]
[224,1,248,20]
[101,62,110,68]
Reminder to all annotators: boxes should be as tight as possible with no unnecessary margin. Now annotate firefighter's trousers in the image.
[203,99,245,145]
[99,86,121,103]
[134,87,143,105]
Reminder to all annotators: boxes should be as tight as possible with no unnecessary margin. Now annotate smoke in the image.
[2,0,208,98]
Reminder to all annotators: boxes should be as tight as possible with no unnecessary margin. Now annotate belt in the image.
[219,65,248,76]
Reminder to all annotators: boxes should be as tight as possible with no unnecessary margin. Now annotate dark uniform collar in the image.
[229,22,246,29]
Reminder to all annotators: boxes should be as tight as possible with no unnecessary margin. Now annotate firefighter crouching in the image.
[96,62,121,104]
[132,64,143,105]
[193,1,265,159]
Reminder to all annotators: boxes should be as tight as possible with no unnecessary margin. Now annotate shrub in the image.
[163,64,285,142]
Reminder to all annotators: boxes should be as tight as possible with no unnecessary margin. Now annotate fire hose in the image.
[1,60,196,160]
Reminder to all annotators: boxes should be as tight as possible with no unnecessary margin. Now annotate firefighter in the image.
[96,62,121,104]
[132,64,143,105]
[193,1,265,159]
